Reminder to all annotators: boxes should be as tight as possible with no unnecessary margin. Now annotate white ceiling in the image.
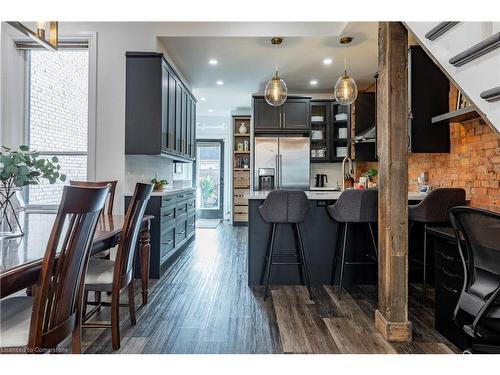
[159,22,378,117]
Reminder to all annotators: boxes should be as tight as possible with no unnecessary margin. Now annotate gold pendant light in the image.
[7,21,59,51]
[264,37,288,106]
[334,37,358,105]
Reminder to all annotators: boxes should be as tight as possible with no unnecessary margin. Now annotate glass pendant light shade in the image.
[334,71,358,105]
[264,70,287,106]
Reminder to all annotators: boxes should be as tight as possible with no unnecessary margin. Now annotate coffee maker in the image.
[258,168,275,191]
[314,174,328,188]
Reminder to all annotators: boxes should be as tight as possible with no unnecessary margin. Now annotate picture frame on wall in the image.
[456,90,470,110]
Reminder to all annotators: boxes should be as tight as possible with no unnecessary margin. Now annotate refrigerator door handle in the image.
[275,154,279,189]
[279,154,283,188]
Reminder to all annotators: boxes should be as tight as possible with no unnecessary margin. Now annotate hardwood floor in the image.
[82,223,459,354]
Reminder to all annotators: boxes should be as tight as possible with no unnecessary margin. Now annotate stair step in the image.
[480,86,500,102]
[449,32,500,67]
[425,22,460,41]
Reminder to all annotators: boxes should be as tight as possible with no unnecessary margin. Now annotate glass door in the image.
[196,140,224,219]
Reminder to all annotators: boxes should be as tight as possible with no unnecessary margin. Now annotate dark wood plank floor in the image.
[82,223,459,354]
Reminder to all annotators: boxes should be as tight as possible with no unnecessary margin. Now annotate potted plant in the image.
[199,175,216,207]
[151,175,169,191]
[366,168,378,188]
[0,145,66,238]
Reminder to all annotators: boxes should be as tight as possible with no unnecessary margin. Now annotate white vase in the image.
[0,186,25,239]
[238,123,248,134]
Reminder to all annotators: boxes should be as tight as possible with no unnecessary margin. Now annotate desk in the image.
[0,213,154,304]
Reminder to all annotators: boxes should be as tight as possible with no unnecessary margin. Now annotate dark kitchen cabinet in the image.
[126,52,196,160]
[353,92,377,162]
[252,95,311,132]
[126,188,196,279]
[409,46,450,153]
[282,98,310,129]
[253,97,281,130]
[310,100,351,163]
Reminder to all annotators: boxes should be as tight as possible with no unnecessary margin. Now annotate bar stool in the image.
[327,189,378,300]
[408,188,466,303]
[259,189,312,301]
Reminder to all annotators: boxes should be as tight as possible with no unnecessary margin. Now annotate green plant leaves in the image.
[0,145,66,187]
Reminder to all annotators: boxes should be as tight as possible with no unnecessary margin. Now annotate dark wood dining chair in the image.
[69,180,117,217]
[0,185,109,353]
[82,182,153,350]
[70,180,118,305]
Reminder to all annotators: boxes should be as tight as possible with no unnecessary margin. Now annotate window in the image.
[26,48,89,206]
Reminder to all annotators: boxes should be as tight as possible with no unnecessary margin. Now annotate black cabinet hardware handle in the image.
[163,212,174,217]
[178,230,186,234]
[441,283,458,294]
[188,223,195,227]
[163,240,174,245]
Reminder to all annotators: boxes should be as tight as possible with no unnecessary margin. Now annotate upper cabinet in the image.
[408,46,450,153]
[125,52,196,160]
[253,95,311,132]
[353,92,377,162]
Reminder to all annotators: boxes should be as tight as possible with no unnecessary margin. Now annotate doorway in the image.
[196,140,224,219]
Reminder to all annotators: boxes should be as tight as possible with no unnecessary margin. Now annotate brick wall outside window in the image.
[28,49,89,205]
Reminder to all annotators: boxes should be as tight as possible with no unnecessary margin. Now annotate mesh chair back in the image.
[450,207,500,319]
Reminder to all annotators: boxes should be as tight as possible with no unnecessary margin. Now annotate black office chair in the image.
[449,206,500,354]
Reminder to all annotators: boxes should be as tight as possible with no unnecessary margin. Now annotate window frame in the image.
[21,36,97,210]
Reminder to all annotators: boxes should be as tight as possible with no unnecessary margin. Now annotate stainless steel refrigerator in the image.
[254,136,310,190]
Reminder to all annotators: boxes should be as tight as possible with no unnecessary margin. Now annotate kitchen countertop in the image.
[124,186,195,196]
[245,190,426,201]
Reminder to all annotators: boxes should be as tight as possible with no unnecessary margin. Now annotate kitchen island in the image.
[246,190,424,286]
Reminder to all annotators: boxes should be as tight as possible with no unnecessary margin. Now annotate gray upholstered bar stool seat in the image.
[327,189,378,300]
[259,189,312,301]
[408,188,466,303]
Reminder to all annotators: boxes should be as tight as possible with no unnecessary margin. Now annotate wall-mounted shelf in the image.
[431,106,481,124]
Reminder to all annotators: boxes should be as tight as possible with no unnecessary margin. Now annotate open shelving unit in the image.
[232,116,251,225]
[310,100,351,163]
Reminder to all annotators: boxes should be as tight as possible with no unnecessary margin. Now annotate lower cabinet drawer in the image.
[176,201,188,217]
[160,205,176,229]
[234,171,250,188]
[187,213,195,236]
[234,205,248,214]
[160,225,175,259]
[161,194,177,207]
[187,198,195,213]
[234,189,249,205]
[175,220,187,246]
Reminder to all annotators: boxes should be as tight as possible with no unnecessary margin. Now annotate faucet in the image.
[341,155,354,191]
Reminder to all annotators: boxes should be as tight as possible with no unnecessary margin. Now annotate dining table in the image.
[0,211,154,304]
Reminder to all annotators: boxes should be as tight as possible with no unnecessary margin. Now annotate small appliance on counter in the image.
[258,168,275,191]
[314,174,328,188]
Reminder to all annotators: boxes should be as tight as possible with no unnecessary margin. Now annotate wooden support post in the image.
[375,22,412,342]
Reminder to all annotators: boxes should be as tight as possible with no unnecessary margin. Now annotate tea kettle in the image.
[314,174,328,188]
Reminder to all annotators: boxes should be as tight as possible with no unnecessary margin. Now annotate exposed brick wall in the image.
[355,86,500,213]
[28,50,88,205]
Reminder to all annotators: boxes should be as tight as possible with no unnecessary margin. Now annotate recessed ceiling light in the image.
[216,80,224,85]
[200,97,206,101]
[209,59,218,65]
[208,109,213,113]
[323,58,333,65]
[310,80,318,86]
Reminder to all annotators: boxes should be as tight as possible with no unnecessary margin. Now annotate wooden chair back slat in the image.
[113,183,153,286]
[27,185,109,350]
[69,180,117,216]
